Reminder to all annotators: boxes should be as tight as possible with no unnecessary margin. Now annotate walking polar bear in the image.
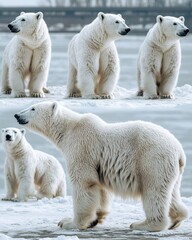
[15,101,188,231]
[2,127,66,201]
[137,15,189,99]
[1,12,51,97]
[67,12,130,99]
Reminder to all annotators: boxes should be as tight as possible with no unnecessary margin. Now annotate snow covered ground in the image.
[0,33,192,239]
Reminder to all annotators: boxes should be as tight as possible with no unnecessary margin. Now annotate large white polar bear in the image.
[1,12,51,97]
[2,127,66,201]
[67,12,130,99]
[15,102,188,231]
[137,15,189,99]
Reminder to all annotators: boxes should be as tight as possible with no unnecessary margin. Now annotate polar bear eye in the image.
[173,23,177,25]
[31,108,35,111]
[115,21,119,24]
[21,19,26,22]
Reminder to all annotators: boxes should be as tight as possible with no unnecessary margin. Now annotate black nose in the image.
[6,134,11,141]
[125,27,131,33]
[8,24,13,30]
[14,114,19,120]
[184,29,189,34]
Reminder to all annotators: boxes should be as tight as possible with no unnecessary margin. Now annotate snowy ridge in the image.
[0,84,192,110]
[0,196,191,240]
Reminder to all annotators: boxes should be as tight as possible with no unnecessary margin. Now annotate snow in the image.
[0,195,192,240]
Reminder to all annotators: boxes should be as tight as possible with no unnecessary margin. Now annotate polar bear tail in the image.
[179,150,186,175]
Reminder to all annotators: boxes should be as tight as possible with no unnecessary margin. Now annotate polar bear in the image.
[1,12,51,97]
[67,12,130,99]
[1,127,66,201]
[137,15,189,99]
[15,101,188,231]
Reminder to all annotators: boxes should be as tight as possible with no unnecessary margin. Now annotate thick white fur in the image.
[67,12,130,99]
[2,127,66,201]
[137,15,189,99]
[15,102,188,231]
[1,12,51,98]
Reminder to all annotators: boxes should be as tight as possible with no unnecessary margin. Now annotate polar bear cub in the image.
[137,15,189,99]
[15,101,188,231]
[2,127,66,201]
[67,12,130,99]
[1,12,51,97]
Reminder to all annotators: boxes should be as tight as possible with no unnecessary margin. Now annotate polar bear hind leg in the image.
[66,63,81,98]
[169,177,189,229]
[130,178,173,231]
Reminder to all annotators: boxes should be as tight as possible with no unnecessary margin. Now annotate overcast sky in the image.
[0,0,40,6]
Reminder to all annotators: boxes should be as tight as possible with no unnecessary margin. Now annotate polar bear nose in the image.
[125,27,131,33]
[8,24,13,30]
[184,28,189,34]
[14,114,19,120]
[6,134,12,141]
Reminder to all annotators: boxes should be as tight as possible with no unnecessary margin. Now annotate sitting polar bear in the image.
[1,12,51,98]
[67,12,130,99]
[137,15,189,99]
[2,127,66,201]
[15,102,188,231]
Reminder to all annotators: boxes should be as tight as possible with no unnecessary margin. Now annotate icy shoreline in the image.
[0,195,191,240]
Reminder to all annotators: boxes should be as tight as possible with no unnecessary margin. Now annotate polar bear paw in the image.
[30,91,45,98]
[2,197,14,201]
[100,93,113,99]
[148,94,159,99]
[43,87,50,93]
[58,218,75,229]
[2,88,12,95]
[68,92,82,98]
[130,219,168,232]
[161,94,175,99]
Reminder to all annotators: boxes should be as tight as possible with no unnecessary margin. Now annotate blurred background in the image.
[0,0,192,32]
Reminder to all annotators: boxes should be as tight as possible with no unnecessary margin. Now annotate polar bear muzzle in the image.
[177,28,189,37]
[14,114,28,125]
[8,24,20,33]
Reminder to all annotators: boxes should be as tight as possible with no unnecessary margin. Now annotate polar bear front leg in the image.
[1,62,11,94]
[97,47,119,99]
[15,179,35,202]
[58,182,101,229]
[29,70,47,98]
[141,71,159,99]
[9,69,26,97]
[66,63,81,98]
[159,46,180,99]
[2,169,18,201]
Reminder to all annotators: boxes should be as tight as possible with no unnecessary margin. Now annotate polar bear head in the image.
[14,102,60,135]
[2,128,26,148]
[8,12,45,36]
[98,12,130,38]
[156,15,189,38]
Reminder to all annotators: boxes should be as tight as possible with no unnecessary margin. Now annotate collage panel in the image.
[0,1,191,239]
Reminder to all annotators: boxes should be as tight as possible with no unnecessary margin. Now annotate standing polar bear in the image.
[67,12,130,99]
[137,15,189,99]
[2,127,66,201]
[15,101,188,231]
[1,12,51,97]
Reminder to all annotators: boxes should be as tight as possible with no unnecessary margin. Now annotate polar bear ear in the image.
[118,14,122,18]
[179,16,185,23]
[98,12,105,21]
[52,102,59,116]
[156,15,163,24]
[36,12,43,20]
[20,12,25,15]
[20,129,26,135]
